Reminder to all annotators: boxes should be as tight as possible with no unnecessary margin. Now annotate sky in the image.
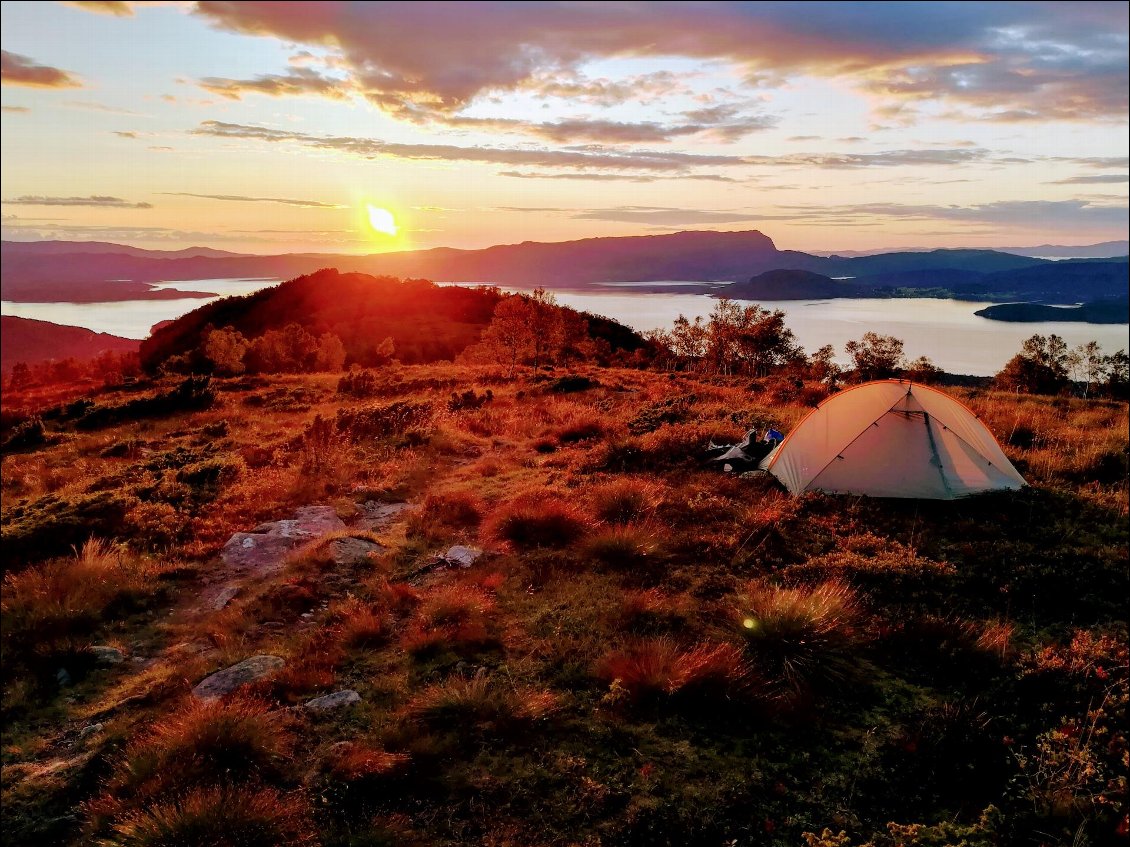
[1,0,1127,255]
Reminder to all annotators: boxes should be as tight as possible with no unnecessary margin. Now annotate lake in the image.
[2,277,1127,377]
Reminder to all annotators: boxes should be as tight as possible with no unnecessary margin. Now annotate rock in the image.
[304,689,361,711]
[211,585,240,610]
[90,645,125,666]
[222,505,347,572]
[192,655,284,701]
[56,668,73,687]
[353,500,410,531]
[79,723,104,739]
[327,536,385,565]
[221,532,302,571]
[442,545,484,568]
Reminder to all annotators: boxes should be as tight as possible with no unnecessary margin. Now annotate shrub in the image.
[402,584,497,658]
[334,598,386,648]
[483,494,592,549]
[336,400,432,441]
[736,581,863,692]
[101,786,314,847]
[1,416,47,453]
[74,377,214,430]
[324,743,411,783]
[554,419,607,444]
[108,698,290,802]
[597,638,750,704]
[1,539,160,673]
[1,490,135,566]
[590,478,660,524]
[619,589,691,633]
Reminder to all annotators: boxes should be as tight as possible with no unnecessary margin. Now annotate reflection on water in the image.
[3,278,1127,377]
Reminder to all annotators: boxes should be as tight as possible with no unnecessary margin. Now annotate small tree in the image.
[845,332,905,381]
[808,345,841,385]
[904,355,942,384]
[314,332,347,372]
[202,326,250,375]
[8,361,32,391]
[995,334,1070,395]
[556,308,591,370]
[1066,341,1106,398]
[476,295,535,377]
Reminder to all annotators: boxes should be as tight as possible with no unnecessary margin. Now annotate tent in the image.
[759,380,1026,499]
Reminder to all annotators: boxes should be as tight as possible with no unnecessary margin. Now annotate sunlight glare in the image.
[366,205,398,237]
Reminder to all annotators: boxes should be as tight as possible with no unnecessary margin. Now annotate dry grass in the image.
[1,539,163,671]
[737,580,863,692]
[406,669,559,733]
[483,494,593,549]
[597,638,752,704]
[101,786,314,847]
[588,477,662,524]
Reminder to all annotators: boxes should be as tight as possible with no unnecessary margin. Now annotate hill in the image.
[974,300,1130,324]
[4,231,1080,302]
[1,316,139,372]
[139,269,646,371]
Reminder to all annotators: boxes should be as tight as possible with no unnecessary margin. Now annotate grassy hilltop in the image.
[1,280,1127,847]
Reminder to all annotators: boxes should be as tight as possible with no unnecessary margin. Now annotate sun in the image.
[366,204,398,237]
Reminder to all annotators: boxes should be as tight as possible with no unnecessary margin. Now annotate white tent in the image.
[759,380,1026,499]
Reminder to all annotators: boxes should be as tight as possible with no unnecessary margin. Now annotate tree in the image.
[904,355,942,384]
[994,334,1070,394]
[475,295,535,377]
[669,314,708,369]
[1103,349,1129,400]
[1066,341,1106,398]
[556,308,591,370]
[202,326,250,375]
[372,336,396,366]
[527,287,562,370]
[844,332,905,381]
[315,332,347,372]
[808,345,841,385]
[8,361,32,391]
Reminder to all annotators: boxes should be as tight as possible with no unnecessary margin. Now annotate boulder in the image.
[79,723,104,740]
[192,655,284,701]
[442,545,484,568]
[304,689,361,711]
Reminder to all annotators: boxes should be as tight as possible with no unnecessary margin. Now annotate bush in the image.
[74,377,214,430]
[736,580,863,692]
[406,491,484,541]
[101,786,314,847]
[0,416,46,453]
[2,491,135,566]
[336,400,433,441]
[483,495,592,549]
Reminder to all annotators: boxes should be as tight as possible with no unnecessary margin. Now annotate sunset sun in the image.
[366,205,398,237]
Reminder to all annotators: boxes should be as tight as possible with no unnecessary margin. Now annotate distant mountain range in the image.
[806,240,1129,259]
[729,260,1129,305]
[1,316,138,372]
[4,231,1127,306]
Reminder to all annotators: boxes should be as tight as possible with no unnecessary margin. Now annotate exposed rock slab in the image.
[192,655,284,701]
[211,585,240,611]
[221,505,347,572]
[327,536,385,565]
[353,500,410,531]
[304,689,361,711]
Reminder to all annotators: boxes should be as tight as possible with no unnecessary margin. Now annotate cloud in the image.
[2,195,152,209]
[570,206,764,226]
[192,2,1127,124]
[1,50,82,89]
[498,171,738,183]
[1050,174,1129,185]
[64,100,143,115]
[191,119,989,174]
[1,105,30,113]
[66,1,134,15]
[198,67,351,101]
[114,130,138,138]
[160,192,346,208]
[438,113,775,144]
[1063,156,1130,169]
[191,119,751,171]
